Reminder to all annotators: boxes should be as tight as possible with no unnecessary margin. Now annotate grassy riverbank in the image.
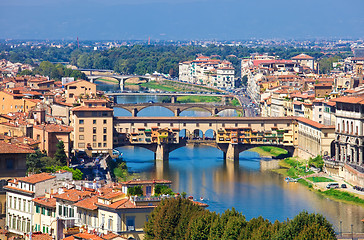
[140,79,223,93]
[177,95,221,103]
[272,158,364,207]
[94,78,119,84]
[249,146,288,157]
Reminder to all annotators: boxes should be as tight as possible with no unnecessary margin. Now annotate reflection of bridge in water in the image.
[114,116,298,161]
[112,103,244,117]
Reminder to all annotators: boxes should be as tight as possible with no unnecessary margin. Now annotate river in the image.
[103,84,364,233]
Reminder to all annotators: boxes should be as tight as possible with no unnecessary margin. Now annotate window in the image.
[157,123,160,126]
[126,216,135,231]
[144,123,147,127]
[93,135,97,141]
[93,120,96,124]
[93,143,97,148]
[79,127,84,132]
[108,218,113,231]
[6,159,14,169]
[324,133,328,137]
[103,143,107,147]
[79,135,84,140]
[103,119,107,124]
[98,143,101,147]
[103,128,107,134]
[93,127,97,134]
[78,143,85,148]
[42,207,45,215]
[36,205,40,213]
[79,119,84,124]
[103,135,107,141]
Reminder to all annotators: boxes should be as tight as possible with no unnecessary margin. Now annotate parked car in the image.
[341,184,347,188]
[326,183,339,189]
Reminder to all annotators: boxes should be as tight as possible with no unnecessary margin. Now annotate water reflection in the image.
[119,145,364,233]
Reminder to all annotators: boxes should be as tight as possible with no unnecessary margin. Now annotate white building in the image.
[4,173,57,236]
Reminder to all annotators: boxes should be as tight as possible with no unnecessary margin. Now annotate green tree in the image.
[54,141,68,166]
[26,150,46,173]
[154,184,174,196]
[128,186,143,196]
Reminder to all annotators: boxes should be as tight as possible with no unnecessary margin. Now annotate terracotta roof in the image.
[33,124,73,133]
[297,117,335,129]
[55,189,94,202]
[0,142,35,154]
[19,173,56,184]
[292,53,314,60]
[3,185,34,194]
[64,79,94,87]
[33,196,57,208]
[63,233,104,240]
[102,232,124,240]
[96,198,154,210]
[98,191,124,200]
[28,232,52,240]
[73,196,98,210]
[332,96,364,105]
[72,106,113,112]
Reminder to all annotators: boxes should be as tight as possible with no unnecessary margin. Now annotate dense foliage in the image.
[308,155,324,170]
[107,157,128,181]
[154,184,174,196]
[19,61,86,81]
[144,198,336,240]
[1,44,350,78]
[127,186,144,196]
[25,142,83,180]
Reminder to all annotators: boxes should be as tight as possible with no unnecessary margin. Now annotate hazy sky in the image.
[1,0,363,40]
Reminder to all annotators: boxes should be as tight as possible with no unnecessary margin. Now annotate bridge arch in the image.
[205,129,216,140]
[179,106,213,116]
[216,108,239,117]
[136,106,175,117]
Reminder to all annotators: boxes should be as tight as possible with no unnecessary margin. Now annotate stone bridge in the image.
[114,116,299,161]
[86,74,151,89]
[112,103,244,117]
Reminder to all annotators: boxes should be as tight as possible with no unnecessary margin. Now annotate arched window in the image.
[346,121,349,133]
[356,126,359,135]
[338,123,340,132]
[342,120,345,132]
[351,122,354,134]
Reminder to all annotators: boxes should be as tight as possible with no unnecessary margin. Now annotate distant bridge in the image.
[114,116,298,161]
[112,102,244,117]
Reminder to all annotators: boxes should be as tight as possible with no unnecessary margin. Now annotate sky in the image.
[0,0,364,40]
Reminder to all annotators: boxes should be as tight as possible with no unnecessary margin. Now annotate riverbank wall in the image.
[325,162,364,186]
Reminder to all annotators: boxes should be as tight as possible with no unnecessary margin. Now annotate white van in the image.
[326,183,339,189]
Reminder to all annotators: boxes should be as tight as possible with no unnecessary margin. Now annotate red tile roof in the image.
[74,195,98,210]
[121,179,172,185]
[297,117,335,129]
[19,173,56,184]
[33,196,57,208]
[55,189,94,202]
[63,233,104,240]
[0,142,35,154]
[33,124,73,133]
[72,106,113,112]
[292,53,314,60]
[332,96,364,105]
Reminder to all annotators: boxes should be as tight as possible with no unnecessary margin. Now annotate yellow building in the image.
[32,195,57,236]
[64,80,97,104]
[0,90,39,115]
[71,106,113,155]
[33,124,73,158]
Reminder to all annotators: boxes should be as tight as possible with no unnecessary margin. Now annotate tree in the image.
[127,186,143,196]
[26,150,46,173]
[54,141,68,166]
[154,184,174,196]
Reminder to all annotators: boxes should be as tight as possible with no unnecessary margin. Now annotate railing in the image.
[347,163,364,174]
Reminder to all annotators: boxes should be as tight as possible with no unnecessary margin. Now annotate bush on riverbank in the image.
[177,95,221,103]
[321,189,364,205]
[144,198,336,240]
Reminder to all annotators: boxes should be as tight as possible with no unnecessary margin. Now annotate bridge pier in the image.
[131,108,138,117]
[224,143,240,162]
[155,144,169,161]
[174,109,181,117]
[171,96,177,103]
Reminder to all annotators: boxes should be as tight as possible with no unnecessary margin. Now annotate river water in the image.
[103,84,364,233]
